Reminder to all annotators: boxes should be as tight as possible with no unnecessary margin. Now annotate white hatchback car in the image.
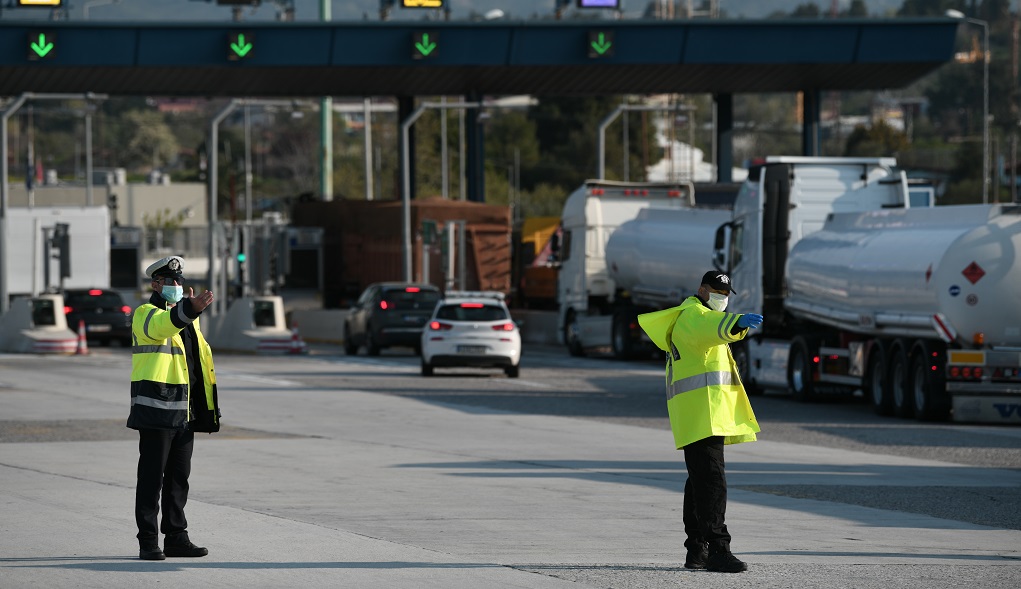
[420,291,521,378]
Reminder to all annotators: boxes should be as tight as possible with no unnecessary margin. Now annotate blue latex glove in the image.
[736,313,763,330]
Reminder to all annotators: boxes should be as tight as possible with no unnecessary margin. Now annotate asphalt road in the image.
[1,342,1019,589]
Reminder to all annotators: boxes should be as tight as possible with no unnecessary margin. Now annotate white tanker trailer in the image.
[715,157,1021,423]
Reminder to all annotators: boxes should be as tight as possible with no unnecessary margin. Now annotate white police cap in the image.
[145,256,185,279]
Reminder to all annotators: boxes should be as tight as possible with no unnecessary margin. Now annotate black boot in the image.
[706,551,747,573]
[139,538,166,561]
[163,531,208,558]
[683,539,708,570]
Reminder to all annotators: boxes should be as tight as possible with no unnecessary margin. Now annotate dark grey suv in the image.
[344,283,441,356]
[63,288,133,347]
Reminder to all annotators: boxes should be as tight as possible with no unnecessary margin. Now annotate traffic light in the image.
[52,223,71,280]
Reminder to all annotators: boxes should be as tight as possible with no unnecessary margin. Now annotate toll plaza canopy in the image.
[0,18,958,97]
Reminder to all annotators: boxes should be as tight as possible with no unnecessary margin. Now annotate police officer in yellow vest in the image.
[128,256,219,561]
[638,271,762,573]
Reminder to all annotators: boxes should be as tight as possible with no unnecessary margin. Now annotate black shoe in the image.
[139,542,166,561]
[706,552,747,573]
[684,544,708,570]
[163,532,208,558]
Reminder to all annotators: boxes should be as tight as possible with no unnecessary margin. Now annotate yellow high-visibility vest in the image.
[639,297,759,449]
[128,299,219,432]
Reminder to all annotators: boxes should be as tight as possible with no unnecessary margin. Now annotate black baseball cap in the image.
[701,271,736,294]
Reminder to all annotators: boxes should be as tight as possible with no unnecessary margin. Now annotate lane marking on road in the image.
[216,371,301,387]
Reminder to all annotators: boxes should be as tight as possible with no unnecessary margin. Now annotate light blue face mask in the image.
[161,284,184,303]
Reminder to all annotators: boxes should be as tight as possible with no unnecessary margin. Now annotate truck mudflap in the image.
[952,396,1021,423]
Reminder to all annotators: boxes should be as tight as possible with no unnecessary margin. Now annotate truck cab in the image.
[557,180,694,356]
[713,157,912,389]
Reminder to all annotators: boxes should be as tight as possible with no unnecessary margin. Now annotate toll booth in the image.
[110,226,142,290]
[0,294,78,353]
[205,295,306,355]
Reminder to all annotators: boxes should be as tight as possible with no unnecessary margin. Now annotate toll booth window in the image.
[32,299,57,326]
[252,301,277,327]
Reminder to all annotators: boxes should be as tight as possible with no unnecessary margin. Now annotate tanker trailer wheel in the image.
[864,340,893,416]
[888,339,914,418]
[611,312,636,360]
[787,336,818,402]
[733,341,761,396]
[910,341,950,422]
[565,312,586,357]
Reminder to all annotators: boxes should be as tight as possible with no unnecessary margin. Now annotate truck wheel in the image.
[865,340,892,416]
[733,342,761,396]
[888,339,913,418]
[611,313,636,360]
[787,336,817,402]
[565,313,586,357]
[910,341,950,422]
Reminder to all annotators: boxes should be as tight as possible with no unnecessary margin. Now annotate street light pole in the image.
[948,10,990,204]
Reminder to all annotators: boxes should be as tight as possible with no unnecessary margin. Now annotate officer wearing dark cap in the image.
[637,270,763,573]
[128,256,219,560]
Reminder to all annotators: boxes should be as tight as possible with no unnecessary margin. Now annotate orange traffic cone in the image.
[289,322,303,355]
[75,319,90,356]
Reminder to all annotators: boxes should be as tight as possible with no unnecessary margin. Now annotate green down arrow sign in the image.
[28,32,55,60]
[228,32,254,60]
[412,32,438,60]
[588,31,614,58]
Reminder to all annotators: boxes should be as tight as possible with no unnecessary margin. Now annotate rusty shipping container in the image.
[292,197,511,307]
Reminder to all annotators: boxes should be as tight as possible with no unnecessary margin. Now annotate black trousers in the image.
[135,428,194,541]
[682,435,731,554]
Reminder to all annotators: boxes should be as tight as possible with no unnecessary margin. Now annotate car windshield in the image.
[381,288,440,311]
[65,292,124,308]
[435,304,508,322]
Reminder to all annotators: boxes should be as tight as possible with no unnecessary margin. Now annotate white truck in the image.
[714,156,1021,423]
[557,180,730,358]
[4,206,111,296]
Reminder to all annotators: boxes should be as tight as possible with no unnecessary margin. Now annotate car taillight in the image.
[405,287,420,293]
[491,323,514,331]
[461,303,484,308]
[380,301,389,310]
[121,305,132,314]
[429,321,453,331]
[64,306,73,314]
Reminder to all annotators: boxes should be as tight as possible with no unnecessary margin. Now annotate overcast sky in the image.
[0,1,908,22]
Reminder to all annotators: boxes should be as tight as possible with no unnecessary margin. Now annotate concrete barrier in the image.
[289,309,348,344]
[510,309,559,346]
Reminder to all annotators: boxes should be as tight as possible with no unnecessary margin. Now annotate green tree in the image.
[843,119,910,157]
[845,0,868,16]
[790,2,822,17]
[122,110,180,171]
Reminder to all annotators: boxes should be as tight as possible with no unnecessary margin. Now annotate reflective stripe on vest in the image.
[131,395,189,411]
[717,313,741,342]
[132,343,183,355]
[666,370,741,401]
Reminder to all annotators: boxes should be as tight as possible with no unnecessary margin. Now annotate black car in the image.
[344,282,441,356]
[64,288,133,347]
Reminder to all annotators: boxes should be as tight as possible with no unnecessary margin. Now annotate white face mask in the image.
[161,284,184,303]
[707,292,729,312]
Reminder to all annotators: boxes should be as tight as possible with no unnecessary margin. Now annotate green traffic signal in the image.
[28,31,56,60]
[237,253,247,263]
[228,32,254,61]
